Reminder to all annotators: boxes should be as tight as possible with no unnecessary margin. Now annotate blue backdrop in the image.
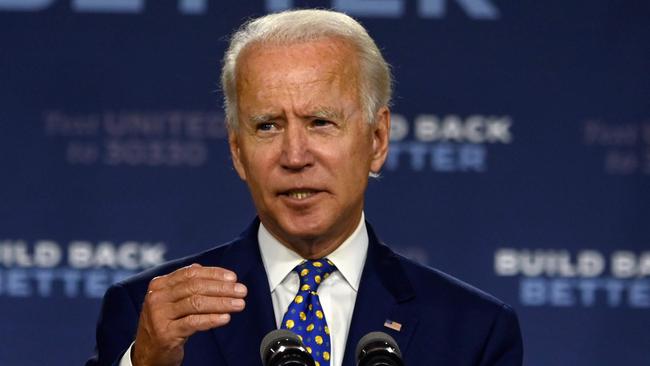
[1,1,648,365]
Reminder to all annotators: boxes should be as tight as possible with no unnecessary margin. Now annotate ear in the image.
[370,106,391,174]
[228,129,247,181]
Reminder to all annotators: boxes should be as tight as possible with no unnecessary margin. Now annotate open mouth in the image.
[281,189,321,200]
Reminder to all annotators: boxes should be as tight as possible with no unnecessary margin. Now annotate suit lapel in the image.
[210,220,277,366]
[205,220,418,366]
[342,222,418,366]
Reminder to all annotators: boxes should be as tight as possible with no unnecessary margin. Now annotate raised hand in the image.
[132,263,248,366]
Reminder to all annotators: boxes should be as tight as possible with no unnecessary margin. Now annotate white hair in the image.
[221,9,393,129]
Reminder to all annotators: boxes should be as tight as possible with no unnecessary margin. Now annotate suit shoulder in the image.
[395,252,512,312]
[382,251,523,365]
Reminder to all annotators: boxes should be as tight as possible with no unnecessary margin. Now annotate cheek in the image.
[241,141,278,177]
[347,133,374,164]
[246,160,273,187]
[322,140,373,182]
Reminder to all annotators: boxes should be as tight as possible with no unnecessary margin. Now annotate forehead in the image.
[235,37,361,98]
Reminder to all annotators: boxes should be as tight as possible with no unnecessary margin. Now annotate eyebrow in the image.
[248,114,274,125]
[311,107,343,121]
[248,108,343,125]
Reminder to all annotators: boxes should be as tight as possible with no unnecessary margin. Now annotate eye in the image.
[312,119,333,127]
[256,122,277,132]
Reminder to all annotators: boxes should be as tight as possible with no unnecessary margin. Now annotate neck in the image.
[283,239,342,259]
[262,213,363,259]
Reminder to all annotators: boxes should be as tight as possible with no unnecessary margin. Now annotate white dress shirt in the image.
[259,213,368,366]
[120,214,368,366]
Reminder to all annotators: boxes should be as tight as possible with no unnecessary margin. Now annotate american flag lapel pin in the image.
[383,319,402,332]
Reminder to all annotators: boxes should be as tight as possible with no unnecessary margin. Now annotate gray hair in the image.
[221,9,393,130]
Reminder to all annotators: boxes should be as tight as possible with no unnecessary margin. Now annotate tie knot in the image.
[294,258,336,292]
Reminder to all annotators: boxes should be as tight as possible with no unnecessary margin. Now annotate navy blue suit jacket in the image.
[87,220,523,365]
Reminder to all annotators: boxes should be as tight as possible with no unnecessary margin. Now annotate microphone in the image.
[260,329,316,366]
[355,331,404,366]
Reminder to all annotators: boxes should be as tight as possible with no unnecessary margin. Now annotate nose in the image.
[280,121,313,171]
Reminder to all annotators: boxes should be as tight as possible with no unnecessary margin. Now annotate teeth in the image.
[288,191,315,200]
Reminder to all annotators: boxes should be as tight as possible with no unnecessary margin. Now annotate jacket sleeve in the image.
[478,304,524,366]
[86,283,140,366]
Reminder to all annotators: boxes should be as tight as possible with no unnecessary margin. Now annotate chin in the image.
[281,218,330,240]
[268,211,333,242]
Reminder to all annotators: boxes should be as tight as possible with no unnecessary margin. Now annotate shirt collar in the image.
[258,212,368,293]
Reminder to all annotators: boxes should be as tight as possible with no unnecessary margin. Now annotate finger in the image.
[160,278,247,302]
[149,264,237,290]
[169,295,246,319]
[173,313,232,336]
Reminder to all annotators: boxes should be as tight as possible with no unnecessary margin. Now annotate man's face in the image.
[228,37,390,257]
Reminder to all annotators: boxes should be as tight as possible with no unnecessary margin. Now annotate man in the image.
[87,9,523,366]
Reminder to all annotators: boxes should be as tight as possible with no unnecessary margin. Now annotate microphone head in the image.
[356,331,403,366]
[260,329,315,366]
